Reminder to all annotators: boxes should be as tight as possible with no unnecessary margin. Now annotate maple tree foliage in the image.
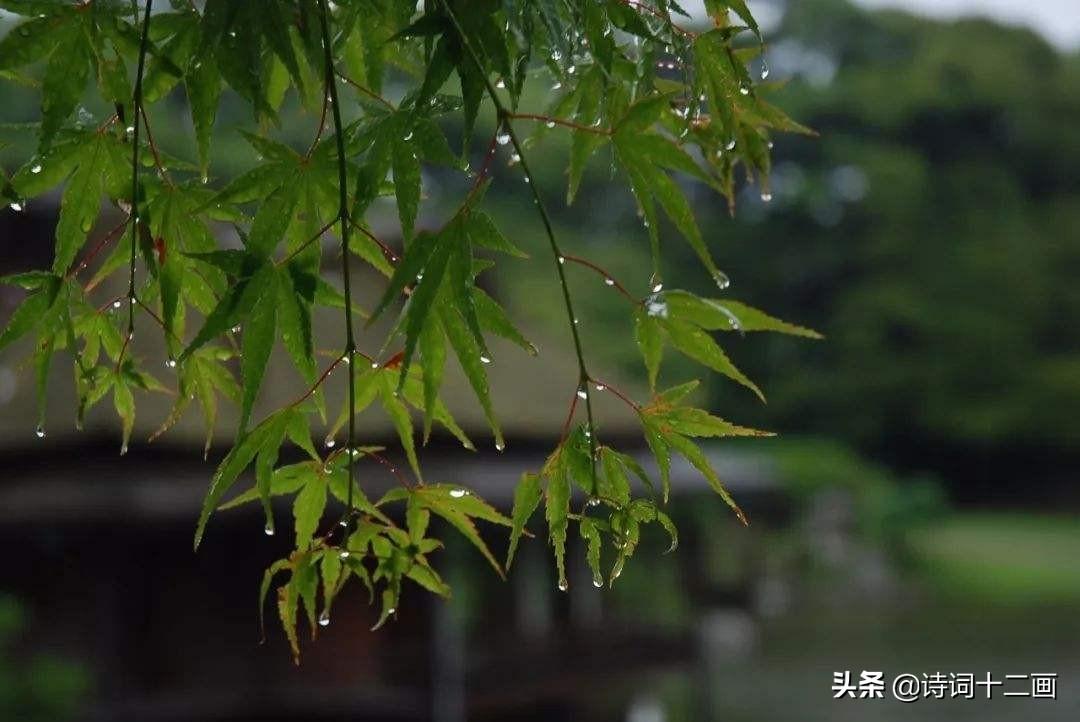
[0,0,817,661]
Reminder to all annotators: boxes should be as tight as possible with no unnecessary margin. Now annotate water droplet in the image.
[604,277,615,286]
[576,387,588,400]
[557,579,569,592]
[449,488,467,499]
[341,353,351,364]
[9,202,23,212]
[165,357,177,369]
[231,324,241,333]
[646,294,669,319]
[200,175,209,185]
[558,256,566,264]
[592,577,604,588]
[760,60,770,80]
[573,318,579,325]
[318,611,330,627]
[594,384,605,392]
[495,440,506,452]
[339,550,350,559]
[760,192,773,202]
[371,361,380,369]
[652,282,663,293]
[35,425,45,439]
[545,121,556,129]
[120,443,128,455]
[264,524,274,536]
[739,85,750,96]
[112,299,122,309]
[551,81,562,91]
[30,164,42,174]
[551,50,562,62]
[325,438,336,449]
[508,152,520,165]
[228,30,237,38]
[387,607,396,616]
[586,496,600,507]
[495,130,511,146]
[338,519,349,528]
[402,130,413,141]
[523,176,530,184]
[713,271,732,290]
[480,355,491,364]
[495,77,506,89]
[567,64,576,75]
[767,141,774,149]
[725,139,737,151]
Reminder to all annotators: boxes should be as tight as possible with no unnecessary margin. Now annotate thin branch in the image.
[305,89,331,159]
[336,69,396,111]
[120,0,154,367]
[440,0,600,478]
[507,112,611,136]
[560,253,638,303]
[69,218,129,280]
[589,377,641,412]
[277,218,338,268]
[318,0,359,520]
[139,105,173,187]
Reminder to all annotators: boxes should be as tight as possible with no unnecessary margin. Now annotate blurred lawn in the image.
[907,513,1080,604]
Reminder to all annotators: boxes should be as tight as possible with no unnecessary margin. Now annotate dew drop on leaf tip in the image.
[339,550,350,559]
[263,524,274,536]
[449,488,467,498]
[557,580,569,592]
[325,438,336,449]
[34,426,45,439]
[318,611,330,627]
[479,355,491,364]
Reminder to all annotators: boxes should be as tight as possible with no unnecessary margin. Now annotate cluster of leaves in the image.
[0,0,815,660]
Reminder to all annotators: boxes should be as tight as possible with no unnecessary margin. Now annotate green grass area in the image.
[906,513,1080,605]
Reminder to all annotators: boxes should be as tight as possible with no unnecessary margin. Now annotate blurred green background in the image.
[1,0,1078,720]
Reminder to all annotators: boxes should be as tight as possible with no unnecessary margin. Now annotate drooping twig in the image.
[439,0,599,480]
[318,0,360,519]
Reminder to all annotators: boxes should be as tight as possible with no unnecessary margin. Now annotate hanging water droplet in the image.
[341,353,351,365]
[760,192,773,202]
[726,139,737,151]
[523,176,530,184]
[325,438,336,449]
[231,324,241,334]
[576,387,588,400]
[338,519,349,528]
[646,294,669,319]
[35,425,45,439]
[604,277,615,286]
[30,164,42,174]
[264,523,274,536]
[551,81,562,91]
[760,59,770,80]
[551,49,562,62]
[387,607,396,616]
[567,64,576,75]
[739,85,750,96]
[449,488,467,499]
[557,579,569,592]
[402,130,413,141]
[165,357,177,369]
[573,318,579,325]
[495,77,506,89]
[339,550,350,559]
[509,152,520,165]
[110,299,122,310]
[594,384,606,392]
[9,202,23,212]
[592,576,604,588]
[371,361,380,369]
[583,428,591,438]
[495,129,511,146]
[652,282,663,293]
[767,140,774,149]
[586,496,600,507]
[480,355,491,364]
[200,174,209,184]
[713,271,732,290]
[495,440,506,452]
[318,611,331,627]
[228,29,237,38]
